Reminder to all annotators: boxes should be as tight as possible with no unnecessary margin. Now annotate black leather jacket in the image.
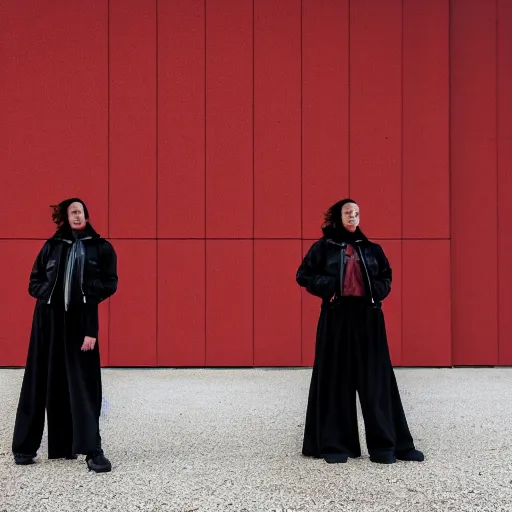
[29,227,118,306]
[296,236,392,308]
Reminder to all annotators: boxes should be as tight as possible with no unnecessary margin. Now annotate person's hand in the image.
[81,336,97,351]
[330,293,337,303]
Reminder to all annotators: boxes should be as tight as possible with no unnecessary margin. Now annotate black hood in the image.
[322,225,369,244]
[52,222,101,242]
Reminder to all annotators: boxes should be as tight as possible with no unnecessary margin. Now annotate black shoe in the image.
[396,449,424,462]
[323,453,349,464]
[370,452,396,464]
[65,454,78,460]
[13,453,35,465]
[86,450,112,473]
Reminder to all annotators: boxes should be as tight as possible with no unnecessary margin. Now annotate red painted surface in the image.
[205,0,253,238]
[109,0,157,238]
[301,0,349,240]
[300,242,319,368]
[254,241,302,366]
[206,240,253,366]
[157,0,205,238]
[1,0,510,367]
[109,240,157,366]
[402,0,450,239]
[498,0,512,365]
[402,241,452,366]
[0,0,108,239]
[380,241,402,367]
[98,301,110,367]
[254,0,301,239]
[349,0,402,239]
[0,241,50,366]
[451,0,498,365]
[158,241,205,366]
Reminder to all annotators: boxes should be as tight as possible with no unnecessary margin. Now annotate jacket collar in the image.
[51,223,100,244]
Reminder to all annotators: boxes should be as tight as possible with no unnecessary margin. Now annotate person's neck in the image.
[71,226,87,238]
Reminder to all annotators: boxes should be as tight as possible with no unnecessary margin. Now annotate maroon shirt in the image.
[343,244,365,296]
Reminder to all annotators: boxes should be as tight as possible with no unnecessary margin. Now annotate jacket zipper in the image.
[80,236,92,304]
[47,239,72,304]
[326,240,346,297]
[327,239,375,305]
[356,244,375,305]
[48,236,93,305]
[47,256,60,304]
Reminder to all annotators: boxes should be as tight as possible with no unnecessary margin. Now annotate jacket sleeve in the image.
[296,241,337,299]
[28,243,50,300]
[93,241,118,303]
[83,303,99,338]
[372,244,392,302]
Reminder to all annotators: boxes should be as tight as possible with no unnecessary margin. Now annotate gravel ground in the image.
[0,367,511,512]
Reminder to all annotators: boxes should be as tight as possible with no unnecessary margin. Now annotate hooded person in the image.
[296,199,424,464]
[12,198,118,472]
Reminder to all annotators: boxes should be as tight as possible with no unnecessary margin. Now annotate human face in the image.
[67,202,87,230]
[341,202,359,232]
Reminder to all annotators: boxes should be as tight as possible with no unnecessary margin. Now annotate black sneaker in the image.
[86,450,112,473]
[13,453,35,465]
[370,451,396,464]
[323,453,349,464]
[396,449,424,462]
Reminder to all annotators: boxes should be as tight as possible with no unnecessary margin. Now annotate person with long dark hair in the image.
[297,199,424,464]
[12,198,118,472]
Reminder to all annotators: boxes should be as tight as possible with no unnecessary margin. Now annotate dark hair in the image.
[322,198,358,233]
[50,198,89,228]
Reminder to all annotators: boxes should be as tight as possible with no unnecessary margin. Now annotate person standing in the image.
[297,198,424,464]
[12,198,118,473]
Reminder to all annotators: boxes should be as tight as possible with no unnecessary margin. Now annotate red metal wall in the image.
[0,0,510,367]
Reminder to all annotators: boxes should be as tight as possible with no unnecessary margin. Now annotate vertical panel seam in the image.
[252,0,256,366]
[401,0,404,365]
[107,0,111,366]
[156,0,159,366]
[348,0,351,196]
[107,0,111,240]
[300,0,303,242]
[298,2,303,366]
[448,0,452,245]
[496,0,500,364]
[448,0,453,366]
[204,0,207,366]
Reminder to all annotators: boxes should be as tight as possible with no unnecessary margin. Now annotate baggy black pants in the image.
[302,297,415,459]
[12,302,102,458]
